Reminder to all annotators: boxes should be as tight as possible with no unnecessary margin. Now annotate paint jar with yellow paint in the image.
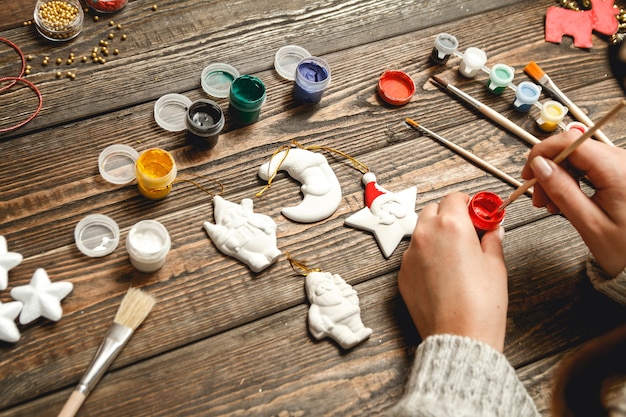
[135,148,177,200]
[537,100,568,132]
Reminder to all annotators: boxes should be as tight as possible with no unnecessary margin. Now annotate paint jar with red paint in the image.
[86,0,128,13]
[377,70,415,106]
[468,191,505,237]
[293,56,331,104]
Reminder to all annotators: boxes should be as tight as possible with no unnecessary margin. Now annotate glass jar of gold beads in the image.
[33,0,84,41]
[86,0,128,13]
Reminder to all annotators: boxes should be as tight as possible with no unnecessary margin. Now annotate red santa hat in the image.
[363,172,387,209]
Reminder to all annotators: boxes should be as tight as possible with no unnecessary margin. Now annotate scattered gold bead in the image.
[26,65,32,70]
[113,48,119,55]
[56,58,62,65]
[24,69,31,75]
[116,24,122,30]
[121,34,127,41]
[69,52,75,58]
[93,15,99,22]
[56,71,62,78]
[152,4,158,11]
[108,32,114,39]
[66,59,73,64]
[109,20,115,26]
[42,60,48,66]
[81,56,87,62]
[26,54,33,61]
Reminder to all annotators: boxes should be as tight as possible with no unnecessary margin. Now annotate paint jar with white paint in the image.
[126,220,171,273]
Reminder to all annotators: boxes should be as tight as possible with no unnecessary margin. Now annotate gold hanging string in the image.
[174,174,225,197]
[256,140,370,198]
[291,139,370,174]
[255,144,292,197]
[286,251,321,277]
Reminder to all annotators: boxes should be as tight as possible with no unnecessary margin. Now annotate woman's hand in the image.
[398,192,508,352]
[522,130,626,277]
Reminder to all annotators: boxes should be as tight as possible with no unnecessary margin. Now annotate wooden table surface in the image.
[2,0,626,415]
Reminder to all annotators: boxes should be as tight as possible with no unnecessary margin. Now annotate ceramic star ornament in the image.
[0,300,23,343]
[10,268,73,325]
[345,173,418,258]
[0,236,23,291]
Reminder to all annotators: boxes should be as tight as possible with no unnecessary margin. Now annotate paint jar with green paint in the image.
[228,75,267,125]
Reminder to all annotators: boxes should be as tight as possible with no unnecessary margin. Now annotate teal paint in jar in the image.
[228,75,266,125]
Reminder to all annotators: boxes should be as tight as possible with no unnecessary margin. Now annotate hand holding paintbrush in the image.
[58,287,156,417]
[496,99,626,214]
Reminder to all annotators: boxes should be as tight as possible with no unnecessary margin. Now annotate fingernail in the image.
[530,156,553,180]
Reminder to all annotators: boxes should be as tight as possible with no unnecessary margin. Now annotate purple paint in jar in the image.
[293,56,331,104]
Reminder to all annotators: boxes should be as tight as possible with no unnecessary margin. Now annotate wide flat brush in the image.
[524,61,614,146]
[58,287,156,417]
[496,99,626,213]
[430,75,541,146]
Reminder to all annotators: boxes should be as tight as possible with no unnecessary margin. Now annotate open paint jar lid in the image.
[377,70,415,106]
[74,214,120,257]
[98,144,139,184]
[274,45,311,80]
[154,93,192,132]
[201,63,240,98]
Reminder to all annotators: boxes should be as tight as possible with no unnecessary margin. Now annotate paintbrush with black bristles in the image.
[58,287,156,417]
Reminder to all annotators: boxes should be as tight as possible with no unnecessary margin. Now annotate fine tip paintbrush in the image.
[430,75,541,146]
[495,98,626,214]
[524,61,614,147]
[58,287,156,417]
[405,118,531,195]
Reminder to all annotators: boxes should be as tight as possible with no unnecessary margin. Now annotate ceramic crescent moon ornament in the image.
[345,173,418,258]
[258,148,342,223]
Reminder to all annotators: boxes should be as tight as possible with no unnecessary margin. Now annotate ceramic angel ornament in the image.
[305,271,372,349]
[345,172,418,258]
[203,196,282,272]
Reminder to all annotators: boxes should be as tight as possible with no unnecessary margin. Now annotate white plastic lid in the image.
[98,144,139,184]
[200,63,240,98]
[154,93,192,132]
[75,214,120,257]
[274,45,311,80]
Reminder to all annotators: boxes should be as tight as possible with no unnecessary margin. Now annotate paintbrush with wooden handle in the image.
[496,99,626,214]
[58,287,156,417]
[524,61,614,147]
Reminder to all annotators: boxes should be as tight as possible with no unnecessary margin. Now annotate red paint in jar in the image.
[87,0,128,13]
[468,191,505,235]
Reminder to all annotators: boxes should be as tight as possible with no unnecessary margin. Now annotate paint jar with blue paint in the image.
[431,33,458,64]
[185,99,224,149]
[513,81,542,112]
[537,100,568,132]
[487,64,514,94]
[293,56,331,104]
[458,47,487,78]
[228,75,267,125]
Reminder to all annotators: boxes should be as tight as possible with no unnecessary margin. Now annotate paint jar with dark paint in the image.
[185,99,224,149]
[293,56,331,104]
[431,33,458,64]
[228,75,266,125]
[468,191,505,238]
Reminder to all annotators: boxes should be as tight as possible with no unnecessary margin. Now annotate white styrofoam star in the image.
[0,300,23,343]
[345,174,418,258]
[10,268,73,325]
[0,236,23,291]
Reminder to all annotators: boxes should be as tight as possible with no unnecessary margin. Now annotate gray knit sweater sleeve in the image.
[388,334,540,417]
[587,256,626,305]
